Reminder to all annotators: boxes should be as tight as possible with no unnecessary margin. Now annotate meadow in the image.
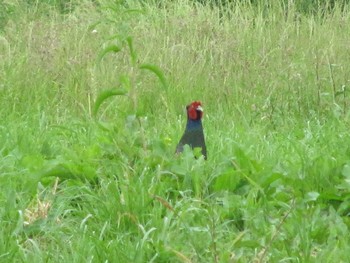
[1,0,350,262]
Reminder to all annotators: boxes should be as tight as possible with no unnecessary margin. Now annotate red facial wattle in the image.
[187,101,203,120]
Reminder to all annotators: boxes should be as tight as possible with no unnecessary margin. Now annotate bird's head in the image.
[186,101,203,121]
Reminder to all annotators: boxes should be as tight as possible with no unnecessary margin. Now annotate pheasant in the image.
[176,101,207,159]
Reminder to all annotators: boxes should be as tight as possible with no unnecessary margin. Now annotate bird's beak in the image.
[196,105,203,112]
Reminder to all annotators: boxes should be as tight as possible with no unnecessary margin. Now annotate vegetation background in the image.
[1,0,350,262]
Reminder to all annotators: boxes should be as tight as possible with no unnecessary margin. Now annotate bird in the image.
[176,101,207,159]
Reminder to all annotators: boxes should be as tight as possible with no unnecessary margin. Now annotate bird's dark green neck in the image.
[186,119,203,130]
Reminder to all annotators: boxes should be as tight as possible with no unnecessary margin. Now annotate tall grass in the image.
[1,0,350,262]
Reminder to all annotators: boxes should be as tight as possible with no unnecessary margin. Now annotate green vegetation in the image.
[1,0,350,262]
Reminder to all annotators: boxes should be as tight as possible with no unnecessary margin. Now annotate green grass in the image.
[1,0,350,262]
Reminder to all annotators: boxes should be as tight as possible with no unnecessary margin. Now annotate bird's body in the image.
[176,101,207,159]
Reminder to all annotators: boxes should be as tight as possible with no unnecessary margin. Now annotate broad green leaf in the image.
[320,192,344,202]
[342,164,350,178]
[305,191,320,202]
[97,44,122,63]
[126,36,137,65]
[119,74,131,90]
[93,88,128,116]
[139,63,168,89]
[20,154,44,172]
[213,167,241,192]
[259,172,284,188]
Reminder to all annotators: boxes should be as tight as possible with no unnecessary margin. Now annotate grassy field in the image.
[1,0,350,262]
